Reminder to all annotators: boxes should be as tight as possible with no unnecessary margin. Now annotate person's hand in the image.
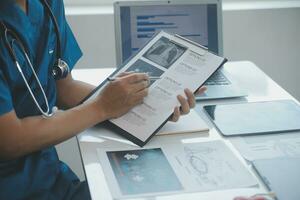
[96,73,149,119]
[234,196,266,200]
[169,86,207,122]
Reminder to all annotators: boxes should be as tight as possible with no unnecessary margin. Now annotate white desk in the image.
[72,61,297,200]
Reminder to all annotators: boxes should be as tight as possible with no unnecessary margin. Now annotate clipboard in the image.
[80,31,227,147]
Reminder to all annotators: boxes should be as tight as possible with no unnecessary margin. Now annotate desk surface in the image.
[72,61,297,200]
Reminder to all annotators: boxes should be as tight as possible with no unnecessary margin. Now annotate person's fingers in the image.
[117,71,134,77]
[131,80,149,92]
[177,95,190,115]
[126,73,149,83]
[196,86,207,95]
[170,107,180,122]
[184,88,196,109]
[134,88,149,100]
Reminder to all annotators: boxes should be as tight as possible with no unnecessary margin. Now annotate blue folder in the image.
[252,157,300,200]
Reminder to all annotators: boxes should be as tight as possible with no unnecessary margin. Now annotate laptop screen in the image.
[117,3,220,64]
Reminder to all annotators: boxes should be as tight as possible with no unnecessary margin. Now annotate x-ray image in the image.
[126,59,164,85]
[106,148,183,195]
[143,37,187,69]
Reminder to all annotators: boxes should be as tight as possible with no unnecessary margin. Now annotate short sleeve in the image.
[59,1,83,71]
[61,22,83,71]
[0,70,13,115]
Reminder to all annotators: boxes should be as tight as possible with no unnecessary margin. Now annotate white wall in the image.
[57,5,300,181]
[223,8,300,101]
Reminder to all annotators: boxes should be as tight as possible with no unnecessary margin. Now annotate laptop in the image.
[114,0,247,100]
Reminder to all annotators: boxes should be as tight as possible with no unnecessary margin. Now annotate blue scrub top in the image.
[0,0,86,199]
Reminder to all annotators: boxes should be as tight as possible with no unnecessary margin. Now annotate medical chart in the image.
[84,31,226,146]
[97,140,257,198]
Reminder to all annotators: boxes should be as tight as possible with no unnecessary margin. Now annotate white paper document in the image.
[165,141,257,192]
[97,140,257,198]
[85,31,226,146]
[230,132,300,161]
[157,109,209,135]
[79,109,209,144]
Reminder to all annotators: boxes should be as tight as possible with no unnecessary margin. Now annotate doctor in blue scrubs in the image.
[0,0,207,199]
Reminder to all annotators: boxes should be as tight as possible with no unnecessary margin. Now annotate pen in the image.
[107,76,161,82]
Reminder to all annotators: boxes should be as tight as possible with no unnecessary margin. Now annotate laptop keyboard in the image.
[205,71,231,86]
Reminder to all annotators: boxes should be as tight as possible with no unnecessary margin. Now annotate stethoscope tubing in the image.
[42,0,62,59]
[0,0,65,118]
[12,39,53,118]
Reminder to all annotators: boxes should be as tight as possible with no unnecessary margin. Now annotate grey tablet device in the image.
[204,100,300,136]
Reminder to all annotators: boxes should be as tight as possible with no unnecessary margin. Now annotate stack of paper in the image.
[157,109,209,136]
[79,110,209,144]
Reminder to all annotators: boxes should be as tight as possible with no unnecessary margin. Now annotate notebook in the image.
[157,109,209,135]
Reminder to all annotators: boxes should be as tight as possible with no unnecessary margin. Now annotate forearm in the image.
[1,73,151,160]
[56,75,96,109]
[0,100,106,160]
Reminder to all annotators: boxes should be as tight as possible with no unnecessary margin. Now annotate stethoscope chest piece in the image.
[52,59,70,80]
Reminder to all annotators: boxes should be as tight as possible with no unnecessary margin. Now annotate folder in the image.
[252,157,300,200]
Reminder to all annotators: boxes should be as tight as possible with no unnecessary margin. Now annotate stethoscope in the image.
[0,0,70,118]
